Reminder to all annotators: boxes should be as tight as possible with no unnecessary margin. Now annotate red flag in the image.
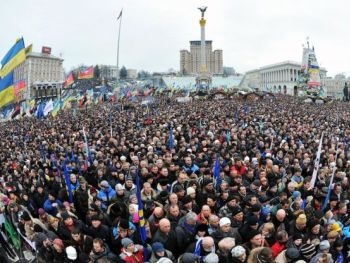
[11,104,21,119]
[14,80,25,101]
[64,73,74,87]
[79,94,87,107]
[78,66,94,79]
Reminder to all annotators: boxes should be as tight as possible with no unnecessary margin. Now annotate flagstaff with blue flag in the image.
[82,127,93,165]
[63,160,73,203]
[168,124,173,150]
[135,169,149,260]
[213,154,221,191]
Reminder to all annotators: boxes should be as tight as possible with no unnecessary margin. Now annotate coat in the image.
[119,245,144,263]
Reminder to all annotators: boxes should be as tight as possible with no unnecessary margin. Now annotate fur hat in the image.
[203,253,219,263]
[186,187,196,195]
[231,245,245,258]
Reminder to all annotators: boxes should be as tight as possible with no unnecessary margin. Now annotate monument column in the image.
[199,7,207,73]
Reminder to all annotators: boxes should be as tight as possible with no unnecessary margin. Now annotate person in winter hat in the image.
[230,245,246,263]
[119,238,145,263]
[65,246,78,263]
[149,242,175,263]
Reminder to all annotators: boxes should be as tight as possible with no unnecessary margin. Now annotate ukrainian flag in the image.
[0,38,26,78]
[0,72,15,107]
[51,99,62,117]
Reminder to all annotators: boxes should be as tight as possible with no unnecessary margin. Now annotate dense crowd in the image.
[0,95,350,263]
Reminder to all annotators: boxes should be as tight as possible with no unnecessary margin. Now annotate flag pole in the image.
[116,9,123,82]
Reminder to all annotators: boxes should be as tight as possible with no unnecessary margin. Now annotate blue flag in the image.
[135,170,147,243]
[213,154,221,191]
[168,127,173,150]
[63,160,73,203]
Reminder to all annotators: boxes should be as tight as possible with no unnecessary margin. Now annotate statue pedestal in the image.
[196,73,212,92]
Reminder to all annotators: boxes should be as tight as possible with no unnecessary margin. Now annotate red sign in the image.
[42,46,52,54]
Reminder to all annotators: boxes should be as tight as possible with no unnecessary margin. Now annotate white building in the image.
[99,65,118,79]
[14,49,64,101]
[324,74,350,99]
[243,61,327,95]
[127,69,138,79]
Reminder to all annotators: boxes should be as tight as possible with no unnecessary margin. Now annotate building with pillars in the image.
[14,49,64,101]
[242,61,327,95]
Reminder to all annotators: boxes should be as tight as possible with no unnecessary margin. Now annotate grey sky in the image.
[1,0,349,77]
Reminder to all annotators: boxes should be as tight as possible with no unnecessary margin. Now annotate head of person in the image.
[152,242,166,258]
[219,217,231,233]
[92,238,105,254]
[256,247,273,263]
[231,246,246,262]
[248,230,263,247]
[201,236,214,253]
[121,238,135,253]
[218,237,235,254]
[275,230,288,245]
[295,213,307,230]
[285,248,300,262]
[159,218,171,234]
[276,209,286,222]
[71,227,82,242]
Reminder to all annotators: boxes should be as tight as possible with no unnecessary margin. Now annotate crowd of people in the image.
[0,94,350,263]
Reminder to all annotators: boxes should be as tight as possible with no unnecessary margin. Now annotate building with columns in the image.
[99,64,118,79]
[242,61,327,95]
[14,49,64,101]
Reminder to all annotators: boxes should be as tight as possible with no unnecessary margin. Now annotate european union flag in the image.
[213,154,221,191]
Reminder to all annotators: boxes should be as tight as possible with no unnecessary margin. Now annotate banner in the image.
[0,38,26,78]
[308,68,321,87]
[78,66,94,79]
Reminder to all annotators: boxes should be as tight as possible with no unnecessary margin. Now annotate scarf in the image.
[183,221,196,234]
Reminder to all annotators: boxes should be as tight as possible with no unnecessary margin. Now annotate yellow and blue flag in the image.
[1,38,26,78]
[0,72,15,107]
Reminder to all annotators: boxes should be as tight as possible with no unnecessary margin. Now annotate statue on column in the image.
[198,6,207,18]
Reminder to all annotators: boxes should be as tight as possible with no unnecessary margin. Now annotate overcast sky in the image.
[1,0,349,77]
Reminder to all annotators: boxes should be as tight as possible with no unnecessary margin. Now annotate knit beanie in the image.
[296,214,307,225]
[300,243,316,259]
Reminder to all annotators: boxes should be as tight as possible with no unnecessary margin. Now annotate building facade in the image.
[243,61,327,95]
[324,74,350,99]
[127,69,138,79]
[180,40,223,75]
[14,50,64,101]
[99,65,118,79]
